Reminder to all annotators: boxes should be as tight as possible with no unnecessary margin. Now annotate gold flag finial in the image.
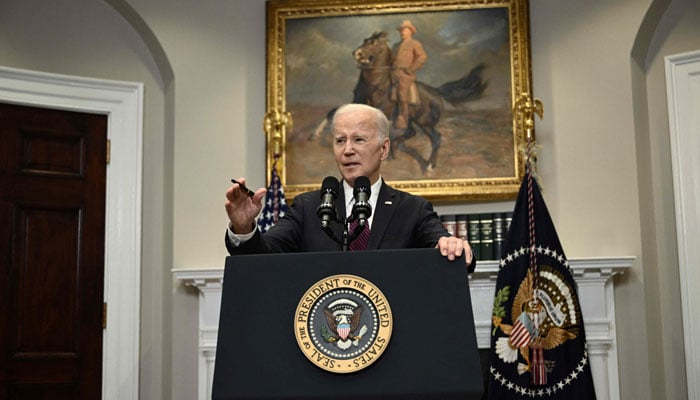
[263,110,293,158]
[514,93,543,143]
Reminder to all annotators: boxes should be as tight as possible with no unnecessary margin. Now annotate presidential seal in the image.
[294,274,393,373]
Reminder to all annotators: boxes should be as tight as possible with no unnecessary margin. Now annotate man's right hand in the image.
[225,177,266,234]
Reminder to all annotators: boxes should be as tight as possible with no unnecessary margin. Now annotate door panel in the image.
[0,102,107,400]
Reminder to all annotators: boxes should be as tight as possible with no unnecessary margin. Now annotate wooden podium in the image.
[212,248,483,399]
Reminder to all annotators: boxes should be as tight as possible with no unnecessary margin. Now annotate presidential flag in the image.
[487,172,597,399]
[256,164,288,233]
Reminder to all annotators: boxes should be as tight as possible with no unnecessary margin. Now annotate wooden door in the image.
[0,102,107,399]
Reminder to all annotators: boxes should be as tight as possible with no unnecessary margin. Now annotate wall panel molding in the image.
[665,49,700,400]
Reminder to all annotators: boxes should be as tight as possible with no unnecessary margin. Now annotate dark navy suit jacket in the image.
[225,181,475,272]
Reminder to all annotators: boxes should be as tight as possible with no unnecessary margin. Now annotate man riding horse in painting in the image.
[391,20,427,130]
[312,24,487,173]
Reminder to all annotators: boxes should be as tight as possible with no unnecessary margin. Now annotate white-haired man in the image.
[225,103,474,271]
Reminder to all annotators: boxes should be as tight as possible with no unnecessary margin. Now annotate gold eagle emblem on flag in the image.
[492,264,580,376]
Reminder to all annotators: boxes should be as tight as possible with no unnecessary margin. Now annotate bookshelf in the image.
[440,211,513,262]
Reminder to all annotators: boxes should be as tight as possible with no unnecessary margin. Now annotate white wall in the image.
[530,3,650,396]
[0,0,174,398]
[1,0,699,399]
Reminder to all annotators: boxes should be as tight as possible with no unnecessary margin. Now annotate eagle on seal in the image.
[323,305,363,350]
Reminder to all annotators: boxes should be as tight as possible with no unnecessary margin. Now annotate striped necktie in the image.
[349,219,370,251]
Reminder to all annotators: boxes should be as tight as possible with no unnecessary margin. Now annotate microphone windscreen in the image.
[353,176,371,196]
[321,176,340,198]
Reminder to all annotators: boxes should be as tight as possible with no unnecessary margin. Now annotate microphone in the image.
[316,176,340,228]
[351,176,372,227]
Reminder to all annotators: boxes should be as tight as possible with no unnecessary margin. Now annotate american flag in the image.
[256,165,288,233]
[509,312,537,348]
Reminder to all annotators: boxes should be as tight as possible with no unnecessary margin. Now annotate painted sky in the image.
[284,8,511,106]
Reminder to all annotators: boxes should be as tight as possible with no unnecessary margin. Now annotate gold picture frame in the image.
[266,0,533,201]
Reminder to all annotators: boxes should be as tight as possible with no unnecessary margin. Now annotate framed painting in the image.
[265,0,533,201]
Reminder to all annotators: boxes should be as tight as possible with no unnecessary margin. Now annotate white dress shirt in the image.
[342,177,382,228]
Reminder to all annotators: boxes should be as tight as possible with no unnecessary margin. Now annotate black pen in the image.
[230,178,256,197]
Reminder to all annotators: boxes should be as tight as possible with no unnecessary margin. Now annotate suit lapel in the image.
[367,181,398,250]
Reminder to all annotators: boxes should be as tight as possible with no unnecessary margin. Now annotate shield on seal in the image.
[337,323,351,340]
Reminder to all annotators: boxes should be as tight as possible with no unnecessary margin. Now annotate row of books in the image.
[440,212,514,261]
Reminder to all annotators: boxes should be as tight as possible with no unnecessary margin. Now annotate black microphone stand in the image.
[320,173,370,251]
[323,216,363,252]
[321,223,341,249]
[341,222,349,252]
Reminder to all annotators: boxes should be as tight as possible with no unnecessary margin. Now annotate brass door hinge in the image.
[106,139,111,164]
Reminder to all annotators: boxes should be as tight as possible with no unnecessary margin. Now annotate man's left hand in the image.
[436,236,473,266]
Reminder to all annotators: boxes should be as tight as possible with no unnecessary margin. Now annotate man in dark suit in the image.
[225,103,474,271]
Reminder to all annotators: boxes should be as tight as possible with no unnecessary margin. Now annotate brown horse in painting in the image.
[311,31,487,173]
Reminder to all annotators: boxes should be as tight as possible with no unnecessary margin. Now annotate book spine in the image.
[504,211,514,238]
[467,214,481,261]
[440,214,456,237]
[493,212,505,260]
[456,214,468,240]
[479,213,494,260]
